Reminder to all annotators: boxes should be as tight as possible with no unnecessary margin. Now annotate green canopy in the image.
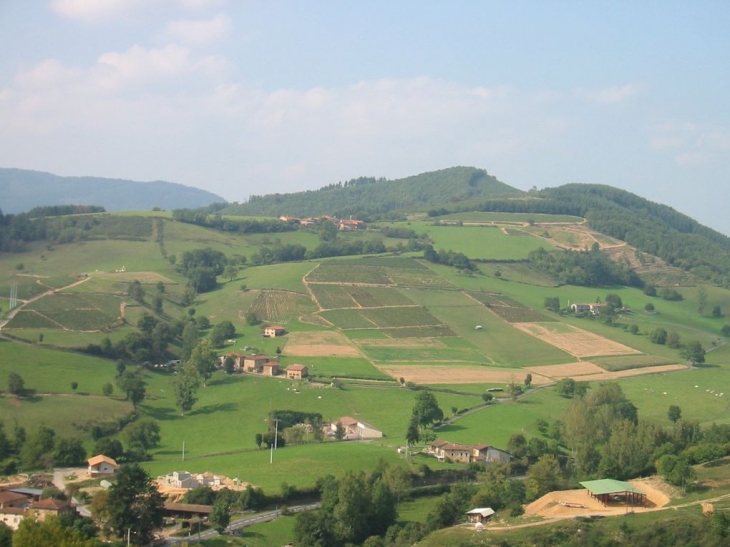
[580,479,644,496]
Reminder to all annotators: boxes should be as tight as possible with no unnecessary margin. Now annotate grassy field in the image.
[403,289,572,367]
[403,221,551,260]
[0,394,134,440]
[437,212,585,224]
[434,388,571,448]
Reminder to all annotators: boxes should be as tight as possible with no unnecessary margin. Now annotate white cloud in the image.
[576,84,641,104]
[165,14,232,45]
[651,121,730,167]
[50,0,146,22]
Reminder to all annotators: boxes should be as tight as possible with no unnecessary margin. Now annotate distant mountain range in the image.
[0,168,225,214]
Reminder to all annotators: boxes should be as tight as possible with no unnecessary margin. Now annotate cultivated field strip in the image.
[512,322,642,358]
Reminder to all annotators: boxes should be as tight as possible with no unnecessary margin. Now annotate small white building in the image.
[87,454,118,477]
[466,507,495,523]
[331,416,383,439]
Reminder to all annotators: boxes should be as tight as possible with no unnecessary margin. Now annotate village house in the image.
[430,440,473,463]
[242,355,269,373]
[570,302,607,315]
[286,364,308,380]
[31,498,74,521]
[0,507,26,530]
[0,491,28,509]
[220,353,245,371]
[338,219,365,231]
[159,471,222,490]
[263,326,286,338]
[299,218,316,227]
[429,440,511,465]
[87,454,118,477]
[278,215,300,224]
[262,362,280,376]
[331,416,383,439]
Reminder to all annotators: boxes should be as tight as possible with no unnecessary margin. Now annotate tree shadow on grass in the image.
[208,375,243,387]
[702,458,730,469]
[141,405,179,421]
[191,402,238,416]
[435,424,466,433]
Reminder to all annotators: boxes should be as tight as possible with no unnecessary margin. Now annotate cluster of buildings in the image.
[158,471,222,490]
[330,416,383,440]
[219,352,309,380]
[278,215,365,231]
[427,439,511,465]
[0,488,77,530]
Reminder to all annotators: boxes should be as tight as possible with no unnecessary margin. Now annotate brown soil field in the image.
[282,331,363,358]
[513,322,641,358]
[378,366,551,385]
[526,362,606,378]
[356,338,447,349]
[527,361,687,381]
[523,477,670,520]
[576,363,687,381]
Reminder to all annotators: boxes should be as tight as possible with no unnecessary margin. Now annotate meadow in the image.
[3,209,730,543]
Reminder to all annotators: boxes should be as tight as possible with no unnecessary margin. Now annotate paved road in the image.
[164,503,320,545]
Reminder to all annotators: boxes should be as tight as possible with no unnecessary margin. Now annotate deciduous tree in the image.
[105,464,164,545]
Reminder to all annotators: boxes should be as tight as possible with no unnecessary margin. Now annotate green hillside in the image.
[223,166,523,217]
[3,174,730,546]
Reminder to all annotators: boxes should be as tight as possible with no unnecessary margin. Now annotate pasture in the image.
[404,221,550,260]
[437,212,585,224]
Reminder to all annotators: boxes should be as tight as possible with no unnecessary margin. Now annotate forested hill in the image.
[471,183,730,286]
[223,166,523,218]
[0,168,224,213]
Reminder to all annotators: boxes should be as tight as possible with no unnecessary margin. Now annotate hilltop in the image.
[223,166,523,217]
[0,167,225,214]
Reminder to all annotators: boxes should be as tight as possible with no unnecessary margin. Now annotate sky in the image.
[1,1,729,232]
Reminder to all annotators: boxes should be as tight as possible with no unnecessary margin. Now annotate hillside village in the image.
[1,168,730,546]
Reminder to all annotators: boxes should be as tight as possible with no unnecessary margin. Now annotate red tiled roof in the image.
[88,454,118,467]
[245,355,269,361]
[262,362,279,368]
[337,416,358,426]
[287,364,306,371]
[32,498,71,510]
[0,507,26,515]
[0,491,27,504]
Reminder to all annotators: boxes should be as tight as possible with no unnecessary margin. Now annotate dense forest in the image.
[429,184,730,286]
[222,167,523,218]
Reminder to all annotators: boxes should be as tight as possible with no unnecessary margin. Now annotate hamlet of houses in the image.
[279,215,365,231]
[427,439,511,465]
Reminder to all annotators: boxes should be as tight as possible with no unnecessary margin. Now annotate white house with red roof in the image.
[87,454,118,477]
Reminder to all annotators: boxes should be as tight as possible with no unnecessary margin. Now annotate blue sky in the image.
[1,1,729,232]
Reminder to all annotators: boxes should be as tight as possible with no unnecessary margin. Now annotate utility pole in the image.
[270,418,279,464]
[182,441,185,461]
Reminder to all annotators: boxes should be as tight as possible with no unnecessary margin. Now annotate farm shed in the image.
[162,502,213,520]
[286,364,308,379]
[263,326,286,338]
[466,507,495,523]
[262,362,280,376]
[580,479,646,507]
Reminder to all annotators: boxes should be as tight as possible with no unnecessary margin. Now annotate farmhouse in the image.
[0,491,28,509]
[31,498,74,521]
[286,364,308,380]
[87,454,118,477]
[220,353,245,370]
[429,440,511,465]
[243,355,269,372]
[338,219,365,231]
[0,507,26,530]
[263,326,286,338]
[159,471,222,490]
[331,416,383,439]
[262,362,280,376]
[571,303,606,315]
